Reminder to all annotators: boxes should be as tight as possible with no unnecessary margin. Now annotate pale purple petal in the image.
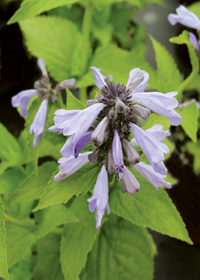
[153,161,168,175]
[30,98,48,146]
[91,117,109,146]
[37,58,49,82]
[52,109,80,131]
[129,70,149,94]
[54,172,67,181]
[48,125,63,133]
[112,130,125,180]
[121,169,140,196]
[11,89,37,117]
[56,151,92,179]
[126,68,145,91]
[57,78,76,89]
[74,131,92,157]
[189,32,199,51]
[179,98,200,109]
[87,165,110,228]
[90,66,106,90]
[130,123,169,172]
[131,91,182,125]
[168,5,200,30]
[133,161,171,190]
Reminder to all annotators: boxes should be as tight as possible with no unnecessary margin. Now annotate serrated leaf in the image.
[176,102,199,142]
[142,113,171,131]
[77,45,158,90]
[34,204,78,238]
[0,197,10,280]
[80,216,156,280]
[6,223,36,268]
[109,170,192,244]
[170,30,199,73]
[188,2,200,18]
[60,194,99,280]
[186,140,200,171]
[12,162,57,203]
[150,36,182,93]
[33,163,100,212]
[8,0,78,24]
[33,233,64,280]
[19,16,81,81]
[9,250,32,280]
[0,168,26,194]
[67,89,85,110]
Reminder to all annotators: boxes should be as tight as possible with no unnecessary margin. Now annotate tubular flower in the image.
[11,58,76,146]
[51,66,181,227]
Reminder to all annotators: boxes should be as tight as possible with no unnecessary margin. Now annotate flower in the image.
[189,32,199,51]
[168,5,200,30]
[121,169,140,196]
[11,58,76,146]
[54,152,92,181]
[87,165,110,228]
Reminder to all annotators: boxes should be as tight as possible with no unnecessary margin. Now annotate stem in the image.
[79,87,88,104]
[177,71,198,102]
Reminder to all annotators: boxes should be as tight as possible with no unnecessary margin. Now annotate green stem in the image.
[177,71,198,102]
[78,4,93,103]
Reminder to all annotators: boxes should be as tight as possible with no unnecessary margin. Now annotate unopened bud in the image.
[130,105,150,121]
[122,139,140,165]
[86,99,99,107]
[109,107,117,119]
[92,117,109,146]
[88,149,99,164]
[115,97,126,113]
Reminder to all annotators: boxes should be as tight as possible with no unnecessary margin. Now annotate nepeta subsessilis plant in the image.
[11,58,76,146]
[50,66,182,228]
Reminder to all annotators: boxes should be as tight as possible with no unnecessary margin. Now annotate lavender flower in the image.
[11,58,76,146]
[168,5,200,30]
[189,32,199,51]
[121,169,140,196]
[87,165,110,228]
[112,129,125,180]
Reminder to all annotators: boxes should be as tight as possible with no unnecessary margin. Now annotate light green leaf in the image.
[33,233,64,280]
[19,16,81,81]
[0,168,26,194]
[150,36,182,92]
[170,30,199,73]
[77,44,158,90]
[8,0,78,24]
[34,204,78,238]
[6,224,36,268]
[60,194,99,280]
[80,216,156,280]
[9,250,32,280]
[176,102,199,142]
[186,140,200,171]
[188,2,200,18]
[142,113,171,131]
[33,163,100,212]
[12,162,57,203]
[67,89,85,110]
[110,170,192,244]
[0,197,10,280]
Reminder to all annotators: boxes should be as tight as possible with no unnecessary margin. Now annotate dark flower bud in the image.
[115,97,126,113]
[88,149,99,164]
[122,139,140,165]
[123,106,130,115]
[130,104,150,121]
[109,107,117,119]
[121,124,127,132]
[86,99,99,107]
[104,75,114,85]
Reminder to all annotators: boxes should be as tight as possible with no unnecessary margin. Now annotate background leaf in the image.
[80,215,156,280]
[9,250,32,280]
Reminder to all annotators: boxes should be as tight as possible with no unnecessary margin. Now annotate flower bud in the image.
[88,149,99,163]
[109,107,117,119]
[86,99,99,107]
[130,104,150,121]
[122,139,140,165]
[115,97,126,113]
[92,117,109,146]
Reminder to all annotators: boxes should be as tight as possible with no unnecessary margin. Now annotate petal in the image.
[152,161,168,175]
[126,68,145,92]
[91,116,109,146]
[37,58,49,79]
[57,78,76,89]
[75,131,93,157]
[90,66,106,90]
[53,110,80,129]
[133,161,171,189]
[131,70,149,94]
[54,172,67,181]
[30,98,48,146]
[121,169,140,196]
[11,89,37,117]
[146,124,171,141]
[189,32,199,51]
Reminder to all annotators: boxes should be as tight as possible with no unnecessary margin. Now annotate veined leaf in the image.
[188,2,200,18]
[80,216,156,280]
[150,36,182,93]
[60,195,99,280]
[0,197,10,280]
[33,163,100,212]
[176,102,199,142]
[8,0,78,24]
[67,89,85,110]
[110,171,192,244]
[0,168,26,194]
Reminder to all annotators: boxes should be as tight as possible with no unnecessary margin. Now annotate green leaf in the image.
[6,224,36,268]
[186,140,200,171]
[60,194,99,280]
[150,36,182,92]
[80,216,156,280]
[0,168,26,194]
[188,2,200,18]
[77,44,158,90]
[19,16,81,81]
[33,163,100,212]
[170,30,199,73]
[176,102,199,142]
[9,250,32,280]
[0,123,22,174]
[0,197,10,280]
[33,233,64,280]
[142,113,171,131]
[12,162,57,203]
[34,204,78,238]
[109,170,192,244]
[67,89,85,110]
[8,0,78,24]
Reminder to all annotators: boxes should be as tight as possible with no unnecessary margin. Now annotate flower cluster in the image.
[51,66,181,228]
[168,5,200,52]
[11,58,76,146]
